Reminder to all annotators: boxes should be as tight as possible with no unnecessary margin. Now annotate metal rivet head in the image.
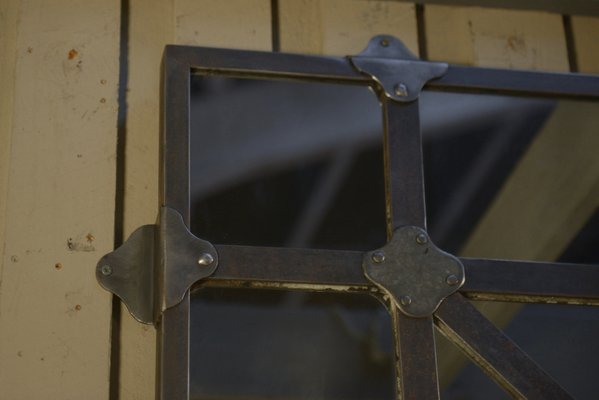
[394,83,409,97]
[446,274,460,286]
[379,38,389,47]
[101,265,112,276]
[198,253,214,266]
[400,296,412,306]
[416,233,428,245]
[371,251,385,264]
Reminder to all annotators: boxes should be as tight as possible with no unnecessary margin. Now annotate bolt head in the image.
[101,265,112,276]
[416,233,428,245]
[400,295,412,306]
[371,251,385,263]
[446,274,460,286]
[198,253,214,266]
[394,83,409,97]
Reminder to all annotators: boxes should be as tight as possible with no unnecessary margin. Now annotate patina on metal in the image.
[96,206,217,324]
[363,226,464,317]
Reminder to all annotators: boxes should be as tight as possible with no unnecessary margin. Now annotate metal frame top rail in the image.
[96,34,599,400]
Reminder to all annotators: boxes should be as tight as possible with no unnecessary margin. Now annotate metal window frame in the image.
[98,35,599,399]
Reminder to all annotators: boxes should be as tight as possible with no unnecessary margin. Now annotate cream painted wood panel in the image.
[279,0,419,55]
[120,1,271,398]
[119,2,173,399]
[0,0,19,268]
[572,16,599,73]
[426,5,569,71]
[175,0,272,50]
[0,1,120,399]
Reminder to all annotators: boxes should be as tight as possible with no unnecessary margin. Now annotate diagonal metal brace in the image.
[350,35,448,102]
[96,207,218,324]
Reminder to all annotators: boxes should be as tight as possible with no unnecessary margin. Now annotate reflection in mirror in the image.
[189,76,386,250]
[190,289,394,399]
[445,301,599,400]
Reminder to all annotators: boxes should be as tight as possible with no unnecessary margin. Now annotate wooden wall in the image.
[0,0,120,398]
[1,1,598,398]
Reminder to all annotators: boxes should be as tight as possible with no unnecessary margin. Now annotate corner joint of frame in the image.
[349,35,448,103]
[95,206,219,325]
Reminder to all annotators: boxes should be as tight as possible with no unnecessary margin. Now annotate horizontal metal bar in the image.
[166,45,364,83]
[435,293,573,399]
[428,65,599,100]
[460,258,599,305]
[170,45,599,102]
[204,245,371,291]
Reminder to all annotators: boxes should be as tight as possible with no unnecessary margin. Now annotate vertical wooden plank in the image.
[121,1,272,398]
[571,16,599,73]
[279,0,419,55]
[119,2,173,398]
[175,0,272,50]
[0,0,18,263]
[426,5,569,71]
[0,1,120,399]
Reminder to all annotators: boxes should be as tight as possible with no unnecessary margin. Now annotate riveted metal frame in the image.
[155,38,599,399]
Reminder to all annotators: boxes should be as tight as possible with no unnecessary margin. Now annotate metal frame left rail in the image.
[96,35,599,400]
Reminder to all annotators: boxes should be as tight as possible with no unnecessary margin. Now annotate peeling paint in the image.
[67,234,95,252]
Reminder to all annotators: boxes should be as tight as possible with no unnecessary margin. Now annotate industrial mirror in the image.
[96,35,599,399]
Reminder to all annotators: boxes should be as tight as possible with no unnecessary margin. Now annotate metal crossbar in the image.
[96,35,599,399]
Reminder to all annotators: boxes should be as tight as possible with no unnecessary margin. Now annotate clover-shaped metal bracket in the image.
[350,35,448,102]
[363,226,465,317]
[96,207,218,324]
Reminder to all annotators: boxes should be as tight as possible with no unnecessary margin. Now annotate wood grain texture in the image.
[572,16,599,73]
[0,0,18,272]
[0,0,120,398]
[118,2,173,397]
[426,5,569,71]
[175,0,272,50]
[279,0,419,55]
[120,1,271,398]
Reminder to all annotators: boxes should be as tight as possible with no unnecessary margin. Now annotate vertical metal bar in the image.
[383,98,438,399]
[157,294,190,400]
[391,308,440,400]
[162,50,191,211]
[383,99,426,234]
[160,48,191,400]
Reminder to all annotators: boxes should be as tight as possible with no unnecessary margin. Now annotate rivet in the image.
[371,251,385,263]
[101,265,112,276]
[446,274,460,286]
[400,296,412,306]
[416,233,428,245]
[394,83,409,97]
[379,38,389,47]
[198,253,214,266]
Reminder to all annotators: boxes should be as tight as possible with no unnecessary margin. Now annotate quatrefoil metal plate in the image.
[363,226,465,317]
